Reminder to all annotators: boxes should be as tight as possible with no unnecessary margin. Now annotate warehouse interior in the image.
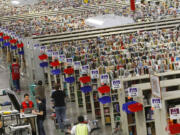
[1,0,180,135]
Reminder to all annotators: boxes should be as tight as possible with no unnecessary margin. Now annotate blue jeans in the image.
[13,79,20,91]
[42,98,46,112]
[37,119,46,135]
[55,106,66,129]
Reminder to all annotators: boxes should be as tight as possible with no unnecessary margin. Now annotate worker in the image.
[32,96,46,135]
[35,80,46,110]
[20,93,36,135]
[71,116,91,135]
[51,84,66,132]
[20,93,34,113]
[11,58,20,92]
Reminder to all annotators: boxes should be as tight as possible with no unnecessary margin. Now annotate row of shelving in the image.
[44,54,180,134]
[4,0,179,83]
[9,2,180,134]
[32,23,180,134]
[0,39,25,72]
[0,2,124,21]
[120,70,180,135]
[41,53,123,130]
[1,1,180,135]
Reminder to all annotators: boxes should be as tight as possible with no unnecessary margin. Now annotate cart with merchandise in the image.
[0,111,32,135]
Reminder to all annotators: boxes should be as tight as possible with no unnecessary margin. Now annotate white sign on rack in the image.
[59,55,66,62]
[151,98,162,109]
[46,49,53,56]
[112,79,121,90]
[100,74,110,84]
[66,58,73,65]
[74,61,81,70]
[169,107,180,120]
[52,51,59,59]
[34,44,40,49]
[40,46,46,53]
[128,87,138,97]
[81,65,89,74]
[90,69,99,79]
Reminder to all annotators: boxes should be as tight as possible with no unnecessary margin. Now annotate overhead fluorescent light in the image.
[86,18,104,25]
[11,0,20,5]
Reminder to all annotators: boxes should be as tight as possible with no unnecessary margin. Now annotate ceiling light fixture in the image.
[11,0,20,5]
[86,18,104,25]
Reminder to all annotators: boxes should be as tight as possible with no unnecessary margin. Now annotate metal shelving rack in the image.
[79,64,96,116]
[97,68,112,127]
[119,71,180,135]
[74,64,82,114]
[91,78,101,119]
[109,71,121,132]
[64,62,76,102]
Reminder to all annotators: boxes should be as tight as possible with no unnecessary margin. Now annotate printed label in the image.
[128,87,138,97]
[90,69,99,79]
[100,74,110,84]
[112,79,121,90]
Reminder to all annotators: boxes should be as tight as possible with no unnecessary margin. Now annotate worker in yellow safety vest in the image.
[71,116,91,135]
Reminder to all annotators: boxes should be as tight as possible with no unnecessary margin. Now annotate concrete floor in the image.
[0,61,113,135]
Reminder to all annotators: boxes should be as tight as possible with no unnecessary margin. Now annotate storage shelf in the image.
[112,101,119,103]
[133,78,180,91]
[144,105,151,108]
[128,123,136,127]
[105,122,111,125]
[114,120,121,123]
[113,112,120,115]
[103,106,110,108]
[121,70,180,134]
[111,94,118,96]
[146,120,154,123]
[94,101,99,103]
